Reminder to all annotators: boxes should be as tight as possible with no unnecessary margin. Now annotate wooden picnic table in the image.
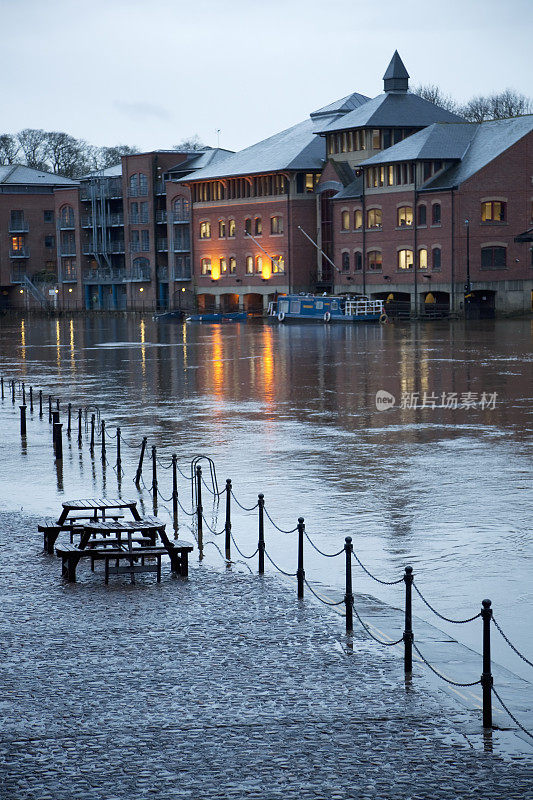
[39,497,141,554]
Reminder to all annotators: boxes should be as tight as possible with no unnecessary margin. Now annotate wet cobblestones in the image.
[0,511,532,799]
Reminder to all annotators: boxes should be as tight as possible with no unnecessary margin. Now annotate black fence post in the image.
[101,420,106,463]
[29,386,33,413]
[344,536,354,633]
[116,427,122,471]
[55,423,63,461]
[39,390,43,418]
[258,493,265,574]
[0,377,4,400]
[196,465,203,550]
[67,403,72,436]
[225,479,232,561]
[151,446,158,515]
[22,383,26,406]
[403,566,414,674]
[480,599,493,729]
[172,454,178,535]
[297,517,305,599]
[20,404,27,437]
[12,381,16,404]
[135,436,147,488]
[56,398,60,413]
[90,413,95,455]
[77,408,82,446]
[52,410,60,452]
[48,395,52,421]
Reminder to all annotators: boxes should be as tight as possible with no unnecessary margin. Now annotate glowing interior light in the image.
[211,262,221,280]
[261,261,272,280]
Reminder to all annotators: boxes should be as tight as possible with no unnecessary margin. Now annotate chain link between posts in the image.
[412,643,481,687]
[263,506,298,533]
[492,616,533,668]
[413,582,482,624]
[491,686,533,739]
[351,550,404,585]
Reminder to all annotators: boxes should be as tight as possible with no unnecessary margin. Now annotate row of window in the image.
[327,128,419,156]
[365,161,446,189]
[200,255,286,276]
[338,246,510,272]
[129,173,149,197]
[192,173,318,203]
[341,204,441,231]
[200,216,284,239]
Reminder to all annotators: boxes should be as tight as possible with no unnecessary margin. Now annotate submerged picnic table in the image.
[39,497,141,554]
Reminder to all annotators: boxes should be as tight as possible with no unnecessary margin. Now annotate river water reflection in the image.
[1,315,532,680]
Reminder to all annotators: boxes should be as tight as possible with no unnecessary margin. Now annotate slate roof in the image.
[362,123,477,165]
[333,174,364,200]
[316,92,464,135]
[168,148,235,175]
[310,91,370,121]
[0,165,78,185]
[383,50,409,82]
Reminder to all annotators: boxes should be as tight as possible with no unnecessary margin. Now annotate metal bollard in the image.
[225,479,232,561]
[297,517,305,599]
[12,381,16,404]
[55,423,63,461]
[90,413,95,455]
[48,395,52,422]
[52,410,60,452]
[258,493,265,574]
[116,427,122,471]
[403,566,414,674]
[29,386,33,413]
[1,377,4,399]
[20,405,27,437]
[67,403,72,436]
[151,446,158,515]
[39,390,43,418]
[101,420,106,463]
[77,408,82,446]
[196,465,203,549]
[56,398,60,413]
[481,599,493,728]
[172,454,178,535]
[22,383,26,405]
[135,436,147,488]
[344,536,354,633]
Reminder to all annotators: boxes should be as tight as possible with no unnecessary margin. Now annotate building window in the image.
[432,203,441,225]
[11,235,25,252]
[255,255,263,274]
[272,255,285,273]
[254,217,262,235]
[271,215,283,234]
[432,247,441,270]
[398,249,414,270]
[367,209,382,229]
[200,221,211,239]
[44,210,54,223]
[481,246,506,269]
[341,252,350,272]
[367,250,382,271]
[244,218,252,235]
[201,257,212,275]
[219,220,226,238]
[141,230,150,251]
[354,209,363,229]
[387,165,394,186]
[246,256,253,274]
[229,257,236,274]
[341,210,350,231]
[173,196,190,221]
[228,219,236,237]
[481,201,506,222]
[132,257,150,280]
[220,257,227,274]
[130,202,139,223]
[62,257,76,280]
[139,173,148,195]
[372,129,381,150]
[131,230,140,251]
[353,251,362,271]
[417,205,427,226]
[397,206,413,227]
[129,174,138,196]
[140,201,148,222]
[418,248,428,269]
[60,206,75,227]
[45,235,55,248]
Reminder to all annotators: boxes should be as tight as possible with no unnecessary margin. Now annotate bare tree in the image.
[44,131,91,177]
[412,84,459,114]
[17,128,49,170]
[461,89,531,121]
[0,134,19,164]
[173,135,207,151]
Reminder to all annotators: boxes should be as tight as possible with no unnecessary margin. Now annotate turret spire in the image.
[383,51,409,93]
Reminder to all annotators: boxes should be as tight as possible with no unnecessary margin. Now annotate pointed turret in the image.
[383,51,409,93]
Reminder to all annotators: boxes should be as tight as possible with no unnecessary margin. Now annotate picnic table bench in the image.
[39,498,141,554]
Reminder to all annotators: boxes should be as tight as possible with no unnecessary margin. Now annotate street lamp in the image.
[464,219,471,293]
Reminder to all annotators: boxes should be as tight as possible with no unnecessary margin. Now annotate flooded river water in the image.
[1,314,532,681]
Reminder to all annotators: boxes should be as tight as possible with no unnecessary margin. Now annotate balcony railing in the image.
[59,244,76,256]
[130,242,141,252]
[173,257,192,281]
[126,266,151,282]
[9,220,29,233]
[83,267,126,284]
[129,212,149,224]
[157,238,168,252]
[80,179,123,200]
[82,240,125,254]
[61,269,78,282]
[171,210,190,223]
[156,210,167,223]
[11,268,27,283]
[173,238,190,252]
[127,187,149,197]
[157,265,168,281]
[155,180,166,195]
[58,220,76,230]
[108,240,125,253]
[82,212,124,227]
[108,212,124,226]
[10,247,30,258]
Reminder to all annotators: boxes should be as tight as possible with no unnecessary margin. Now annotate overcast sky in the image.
[1,0,532,154]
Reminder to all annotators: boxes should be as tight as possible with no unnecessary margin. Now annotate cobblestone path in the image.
[0,511,531,799]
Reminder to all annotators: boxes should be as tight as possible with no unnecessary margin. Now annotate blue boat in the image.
[269,294,387,324]
[186,311,248,323]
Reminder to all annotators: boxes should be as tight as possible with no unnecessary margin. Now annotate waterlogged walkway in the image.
[0,512,532,800]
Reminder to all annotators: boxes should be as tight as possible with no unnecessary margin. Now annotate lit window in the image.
[341,252,350,272]
[372,130,381,150]
[418,248,428,269]
[11,235,24,251]
[398,249,414,270]
[228,219,236,237]
[272,255,285,274]
[481,246,506,269]
[341,210,350,231]
[367,251,382,271]
[417,205,427,226]
[254,217,262,235]
[387,166,394,186]
[367,209,382,229]
[397,207,413,227]
[271,216,283,234]
[229,257,236,274]
[220,257,227,274]
[432,204,441,225]
[244,218,252,235]
[354,251,362,271]
[200,221,211,239]
[255,255,263,274]
[432,248,441,270]
[60,206,75,227]
[201,257,212,275]
[246,256,253,274]
[219,220,226,238]
[481,201,506,222]
[305,174,316,192]
[354,210,363,229]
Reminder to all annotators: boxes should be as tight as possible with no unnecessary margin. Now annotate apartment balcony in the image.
[9,220,29,233]
[82,212,124,227]
[157,265,168,281]
[81,214,93,227]
[130,242,141,253]
[82,240,125,255]
[61,269,78,283]
[171,210,190,223]
[108,240,125,253]
[157,238,168,252]
[59,244,77,256]
[127,187,149,198]
[83,267,126,284]
[173,265,192,281]
[108,212,124,226]
[10,247,30,258]
[129,212,149,224]
[11,267,27,283]
[173,239,190,252]
[155,180,166,195]
[126,266,151,282]
[58,220,76,230]
[156,210,167,224]
[80,179,123,201]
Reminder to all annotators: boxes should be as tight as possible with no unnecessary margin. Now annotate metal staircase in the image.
[21,275,52,310]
